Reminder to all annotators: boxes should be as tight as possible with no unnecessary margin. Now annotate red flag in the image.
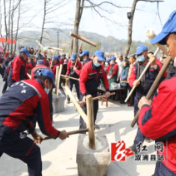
[0,38,16,44]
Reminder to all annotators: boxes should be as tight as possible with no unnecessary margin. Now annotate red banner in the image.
[0,38,16,44]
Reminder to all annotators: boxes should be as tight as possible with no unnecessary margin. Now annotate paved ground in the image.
[0,78,156,176]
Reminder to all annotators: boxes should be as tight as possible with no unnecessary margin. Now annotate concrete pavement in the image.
[0,78,156,176]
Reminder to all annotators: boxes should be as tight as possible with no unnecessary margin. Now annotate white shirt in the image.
[116,59,123,77]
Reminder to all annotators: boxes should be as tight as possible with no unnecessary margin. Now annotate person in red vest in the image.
[106,56,118,88]
[75,50,91,76]
[0,68,68,176]
[31,60,47,80]
[79,50,110,129]
[66,53,82,104]
[7,48,30,87]
[52,56,61,76]
[58,54,64,65]
[138,10,176,176]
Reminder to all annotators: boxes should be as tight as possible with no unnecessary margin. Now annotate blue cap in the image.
[95,50,105,61]
[58,54,61,58]
[37,60,44,65]
[61,57,64,60]
[71,53,77,60]
[80,50,89,57]
[53,56,59,61]
[39,69,56,88]
[20,48,30,56]
[110,56,116,61]
[134,44,148,55]
[36,55,40,59]
[106,58,111,63]
[151,10,176,45]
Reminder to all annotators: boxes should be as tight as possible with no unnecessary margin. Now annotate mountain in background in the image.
[17,28,156,56]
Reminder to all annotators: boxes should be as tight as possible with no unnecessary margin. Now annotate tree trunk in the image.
[7,0,12,51]
[3,0,8,51]
[71,0,84,54]
[124,0,138,57]
[11,0,14,53]
[14,0,21,53]
[39,0,46,50]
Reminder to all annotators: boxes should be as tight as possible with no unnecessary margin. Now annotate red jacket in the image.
[10,55,29,82]
[59,58,64,65]
[27,62,33,70]
[52,63,61,75]
[66,60,82,77]
[42,58,47,66]
[107,64,118,76]
[156,58,167,78]
[139,75,176,173]
[76,58,91,76]
[80,60,109,94]
[0,79,59,139]
[31,65,48,80]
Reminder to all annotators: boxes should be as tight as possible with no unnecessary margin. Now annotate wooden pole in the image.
[48,46,63,51]
[125,52,157,103]
[55,66,59,94]
[131,56,172,127]
[42,128,89,140]
[65,78,88,125]
[70,32,96,47]
[36,40,45,51]
[27,73,31,79]
[61,74,79,81]
[79,92,115,105]
[57,64,63,95]
[86,95,95,150]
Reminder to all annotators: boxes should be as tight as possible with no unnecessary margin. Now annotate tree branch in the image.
[84,0,131,8]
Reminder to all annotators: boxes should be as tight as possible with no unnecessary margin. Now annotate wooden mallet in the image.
[79,92,115,105]
[146,29,168,56]
[42,128,89,141]
[36,40,46,51]
[125,55,156,102]
[70,32,96,47]
[61,74,79,81]
[48,46,64,51]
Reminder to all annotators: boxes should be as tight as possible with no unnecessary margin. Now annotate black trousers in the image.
[0,131,42,176]
[79,92,98,129]
[2,78,8,94]
[67,79,80,101]
[127,85,135,105]
[59,78,65,95]
[153,161,176,176]
[48,89,53,121]
[133,94,145,148]
[120,85,128,102]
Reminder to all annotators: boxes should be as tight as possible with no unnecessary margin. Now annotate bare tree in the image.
[39,0,47,46]
[124,0,164,57]
[10,0,15,52]
[124,0,138,57]
[7,0,12,51]
[14,0,21,53]
[70,0,84,54]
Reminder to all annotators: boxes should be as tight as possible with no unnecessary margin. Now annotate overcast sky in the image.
[0,0,175,42]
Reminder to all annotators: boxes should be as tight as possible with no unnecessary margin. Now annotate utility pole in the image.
[57,30,59,48]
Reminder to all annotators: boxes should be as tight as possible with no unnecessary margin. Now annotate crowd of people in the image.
[1,9,176,176]
[0,44,175,108]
